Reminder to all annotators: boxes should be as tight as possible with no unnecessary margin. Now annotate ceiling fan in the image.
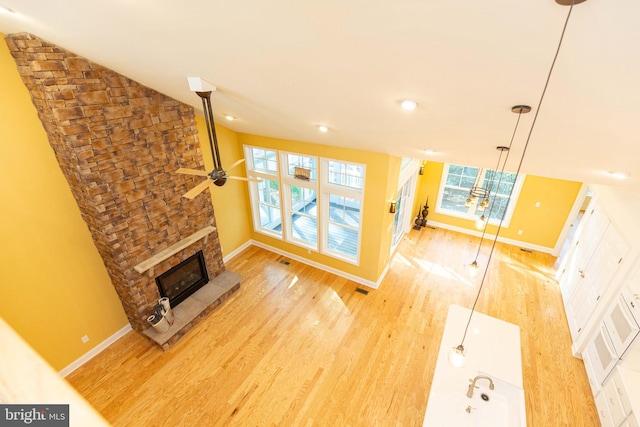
[177,78,260,199]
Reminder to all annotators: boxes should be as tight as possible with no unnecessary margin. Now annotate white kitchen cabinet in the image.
[595,390,615,427]
[594,367,639,427]
[584,323,620,386]
[560,197,629,352]
[621,416,639,427]
[559,199,610,300]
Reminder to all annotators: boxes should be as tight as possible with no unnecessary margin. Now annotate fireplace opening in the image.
[155,251,209,307]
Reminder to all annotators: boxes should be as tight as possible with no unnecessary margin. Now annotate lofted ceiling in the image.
[2,0,639,191]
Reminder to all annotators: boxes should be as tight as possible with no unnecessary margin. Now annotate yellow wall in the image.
[237,133,395,283]
[0,35,129,371]
[195,117,252,257]
[0,26,581,372]
[415,161,582,249]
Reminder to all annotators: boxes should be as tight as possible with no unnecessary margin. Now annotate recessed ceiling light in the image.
[225,115,235,121]
[424,148,435,154]
[609,171,628,179]
[400,100,418,111]
[318,125,328,133]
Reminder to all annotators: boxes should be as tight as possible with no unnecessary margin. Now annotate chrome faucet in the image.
[467,375,494,398]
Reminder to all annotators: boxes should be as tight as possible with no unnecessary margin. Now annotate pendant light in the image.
[449,0,587,367]
[468,106,529,271]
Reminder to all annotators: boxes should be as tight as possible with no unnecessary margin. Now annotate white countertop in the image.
[423,304,524,426]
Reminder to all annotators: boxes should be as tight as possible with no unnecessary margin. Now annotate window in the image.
[288,185,318,247]
[281,152,319,250]
[321,159,365,262]
[436,163,523,226]
[244,147,282,237]
[256,179,281,233]
[392,179,412,247]
[285,154,317,180]
[245,146,365,264]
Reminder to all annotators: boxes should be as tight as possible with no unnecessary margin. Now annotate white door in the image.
[559,200,610,300]
[567,220,628,344]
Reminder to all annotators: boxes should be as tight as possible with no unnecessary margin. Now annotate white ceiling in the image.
[2,0,640,191]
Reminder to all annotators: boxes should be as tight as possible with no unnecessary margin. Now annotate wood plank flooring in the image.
[66,227,600,426]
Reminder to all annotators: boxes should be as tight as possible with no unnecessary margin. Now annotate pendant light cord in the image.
[459,0,576,348]
[472,111,522,262]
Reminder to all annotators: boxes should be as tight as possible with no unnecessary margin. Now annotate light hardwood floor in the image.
[67,227,600,426]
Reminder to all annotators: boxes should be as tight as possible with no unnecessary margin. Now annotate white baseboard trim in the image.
[250,240,381,289]
[427,221,555,255]
[223,240,253,264]
[59,323,132,378]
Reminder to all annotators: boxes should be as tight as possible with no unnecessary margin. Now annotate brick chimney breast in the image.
[6,33,225,333]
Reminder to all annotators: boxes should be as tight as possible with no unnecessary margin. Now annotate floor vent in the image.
[520,248,533,254]
[355,287,369,295]
[279,259,291,265]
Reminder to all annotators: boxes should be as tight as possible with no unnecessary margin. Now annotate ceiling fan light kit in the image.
[177,78,261,199]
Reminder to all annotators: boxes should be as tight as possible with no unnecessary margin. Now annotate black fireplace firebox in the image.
[155,251,209,307]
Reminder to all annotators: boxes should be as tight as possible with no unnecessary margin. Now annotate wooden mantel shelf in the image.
[133,226,216,274]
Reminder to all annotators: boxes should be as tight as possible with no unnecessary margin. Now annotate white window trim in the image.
[320,158,365,265]
[244,145,365,265]
[280,151,319,251]
[392,165,419,252]
[435,163,524,228]
[244,145,282,239]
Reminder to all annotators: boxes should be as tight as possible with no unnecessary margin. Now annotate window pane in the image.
[258,179,280,206]
[440,187,471,214]
[329,195,360,227]
[259,205,281,231]
[289,184,317,246]
[484,196,510,221]
[482,171,516,196]
[251,148,278,173]
[255,178,281,234]
[291,215,317,245]
[327,223,358,257]
[445,166,478,189]
[291,186,317,216]
[438,163,520,225]
[287,154,317,180]
[327,160,364,189]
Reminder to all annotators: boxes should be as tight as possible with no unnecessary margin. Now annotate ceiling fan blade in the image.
[226,158,246,171]
[227,175,263,183]
[176,168,210,177]
[182,179,213,199]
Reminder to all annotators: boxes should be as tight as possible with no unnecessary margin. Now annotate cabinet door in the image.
[585,323,619,385]
[590,224,629,299]
[567,223,629,344]
[621,414,639,427]
[559,200,608,297]
[567,274,598,339]
[595,390,615,427]
[604,295,640,357]
[603,374,627,426]
[582,349,602,396]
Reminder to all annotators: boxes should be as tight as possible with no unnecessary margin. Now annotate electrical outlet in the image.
[518,230,523,235]
[81,335,89,344]
[535,201,541,208]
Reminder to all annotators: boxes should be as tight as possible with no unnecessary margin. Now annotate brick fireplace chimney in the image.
[5,33,226,336]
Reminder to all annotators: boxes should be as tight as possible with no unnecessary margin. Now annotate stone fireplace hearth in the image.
[5,33,239,347]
